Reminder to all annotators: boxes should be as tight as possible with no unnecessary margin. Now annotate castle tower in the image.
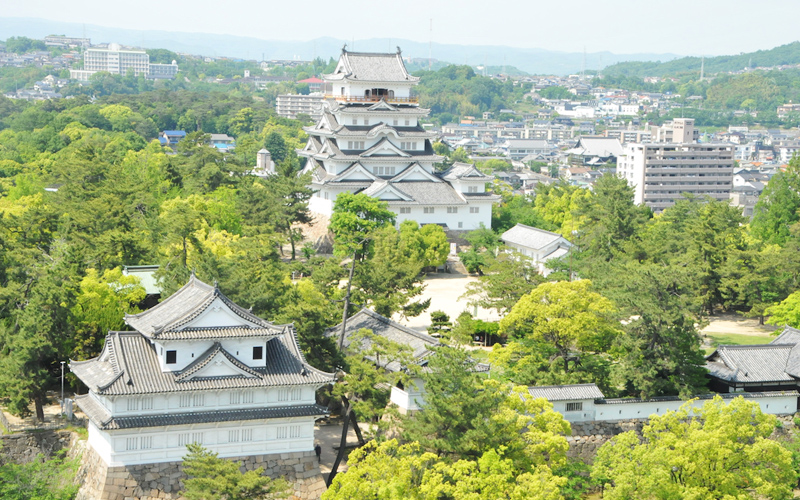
[71,275,332,500]
[299,47,498,232]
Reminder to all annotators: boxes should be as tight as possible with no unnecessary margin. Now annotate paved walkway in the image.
[394,273,501,332]
[314,422,361,480]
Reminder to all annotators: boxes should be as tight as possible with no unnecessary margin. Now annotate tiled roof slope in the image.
[124,274,284,338]
[76,394,328,430]
[501,223,566,250]
[706,326,800,383]
[327,308,490,374]
[328,308,440,372]
[528,383,605,401]
[325,50,419,83]
[706,345,795,383]
[70,330,333,396]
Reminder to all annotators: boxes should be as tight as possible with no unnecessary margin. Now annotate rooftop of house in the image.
[528,383,604,402]
[500,223,570,251]
[706,327,800,384]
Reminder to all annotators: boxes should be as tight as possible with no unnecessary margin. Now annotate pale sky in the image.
[5,0,797,56]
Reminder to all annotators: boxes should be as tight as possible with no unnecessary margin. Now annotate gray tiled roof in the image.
[387,181,467,205]
[175,342,263,382]
[528,383,605,401]
[501,224,567,250]
[706,345,795,383]
[324,50,419,83]
[773,327,800,378]
[76,394,328,430]
[327,308,440,372]
[597,391,800,404]
[124,274,285,339]
[70,329,334,396]
[440,162,493,182]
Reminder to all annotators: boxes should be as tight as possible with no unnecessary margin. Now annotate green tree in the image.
[329,193,395,258]
[399,220,449,269]
[606,262,709,398]
[751,157,800,245]
[0,452,80,500]
[323,440,567,500]
[592,396,795,500]
[402,347,571,466]
[573,172,650,265]
[182,443,290,500]
[70,268,146,360]
[766,291,800,329]
[333,328,415,425]
[351,226,430,318]
[462,251,545,315]
[499,280,620,372]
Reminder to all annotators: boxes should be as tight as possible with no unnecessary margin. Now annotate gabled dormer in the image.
[362,137,411,157]
[361,181,413,202]
[176,343,262,382]
[332,162,379,183]
[391,163,441,182]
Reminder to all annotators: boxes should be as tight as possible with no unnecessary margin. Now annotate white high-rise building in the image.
[69,43,178,81]
[617,118,734,212]
[299,48,499,231]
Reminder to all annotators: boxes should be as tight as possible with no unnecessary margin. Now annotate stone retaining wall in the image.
[0,430,77,464]
[566,414,797,462]
[76,447,326,500]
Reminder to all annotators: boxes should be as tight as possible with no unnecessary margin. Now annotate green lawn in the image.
[704,332,770,354]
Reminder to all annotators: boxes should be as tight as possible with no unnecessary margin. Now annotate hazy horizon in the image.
[4,0,798,57]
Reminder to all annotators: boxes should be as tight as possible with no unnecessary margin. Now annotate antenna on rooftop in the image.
[429,19,432,71]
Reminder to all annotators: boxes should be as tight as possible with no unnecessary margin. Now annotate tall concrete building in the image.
[617,118,734,212]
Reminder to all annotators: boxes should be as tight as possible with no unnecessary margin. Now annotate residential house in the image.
[500,223,572,276]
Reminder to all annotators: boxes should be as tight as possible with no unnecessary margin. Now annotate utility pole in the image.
[337,252,357,351]
[60,361,65,415]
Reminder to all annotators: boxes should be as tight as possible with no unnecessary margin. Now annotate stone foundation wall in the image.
[566,414,797,462]
[76,447,326,500]
[0,430,77,464]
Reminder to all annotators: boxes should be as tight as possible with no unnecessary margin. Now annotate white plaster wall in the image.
[109,386,318,418]
[99,417,317,466]
[391,378,426,411]
[392,204,491,231]
[594,394,797,421]
[88,421,114,465]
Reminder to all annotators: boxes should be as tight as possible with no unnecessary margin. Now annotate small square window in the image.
[253,346,263,360]
[166,350,177,364]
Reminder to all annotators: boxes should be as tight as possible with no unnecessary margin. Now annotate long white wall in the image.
[552,393,798,423]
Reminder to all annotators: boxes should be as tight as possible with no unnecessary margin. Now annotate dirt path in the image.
[700,313,779,338]
[393,273,501,332]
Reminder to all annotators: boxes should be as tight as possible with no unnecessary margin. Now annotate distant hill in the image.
[0,17,681,75]
[603,41,800,77]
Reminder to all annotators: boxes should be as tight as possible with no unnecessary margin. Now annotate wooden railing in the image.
[326,95,419,104]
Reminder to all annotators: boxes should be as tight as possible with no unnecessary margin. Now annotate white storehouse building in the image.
[300,48,499,231]
[71,275,334,471]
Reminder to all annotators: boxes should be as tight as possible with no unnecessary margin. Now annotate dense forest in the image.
[603,41,800,77]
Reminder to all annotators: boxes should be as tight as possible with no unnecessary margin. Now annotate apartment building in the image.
[69,43,177,81]
[618,119,734,212]
[275,93,325,120]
